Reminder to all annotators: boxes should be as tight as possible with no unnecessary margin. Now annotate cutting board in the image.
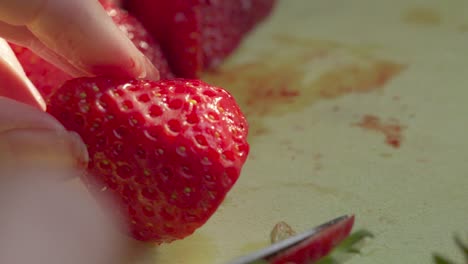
[129,0,468,263]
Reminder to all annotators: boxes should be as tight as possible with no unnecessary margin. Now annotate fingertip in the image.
[88,52,160,81]
[0,128,89,174]
[0,97,63,131]
[140,55,160,81]
[0,38,46,110]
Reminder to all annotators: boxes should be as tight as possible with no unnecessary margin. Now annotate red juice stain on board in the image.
[316,61,405,99]
[402,7,441,27]
[354,115,406,148]
[203,36,406,140]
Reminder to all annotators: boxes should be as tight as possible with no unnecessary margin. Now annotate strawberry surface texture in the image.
[47,77,250,243]
[125,0,277,78]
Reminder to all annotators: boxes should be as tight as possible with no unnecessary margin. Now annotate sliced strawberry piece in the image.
[125,0,276,77]
[267,215,355,264]
[10,3,173,101]
[47,77,250,243]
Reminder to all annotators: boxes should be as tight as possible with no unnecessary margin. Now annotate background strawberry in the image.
[9,44,72,101]
[125,0,204,78]
[104,3,174,80]
[200,0,277,69]
[10,1,173,101]
[47,77,250,243]
[125,0,277,78]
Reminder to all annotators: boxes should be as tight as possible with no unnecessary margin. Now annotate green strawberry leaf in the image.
[432,234,468,264]
[454,235,468,261]
[433,254,457,264]
[316,229,374,264]
[244,230,374,264]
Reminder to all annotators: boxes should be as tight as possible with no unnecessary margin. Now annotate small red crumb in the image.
[387,137,400,148]
[354,115,406,148]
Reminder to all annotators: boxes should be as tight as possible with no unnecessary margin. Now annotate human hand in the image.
[0,0,159,109]
[0,94,132,264]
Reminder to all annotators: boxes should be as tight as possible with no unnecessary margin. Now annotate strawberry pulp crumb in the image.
[354,115,405,148]
[271,221,297,244]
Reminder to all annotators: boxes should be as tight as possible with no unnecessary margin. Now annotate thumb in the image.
[0,95,129,264]
[0,168,130,264]
[0,97,88,176]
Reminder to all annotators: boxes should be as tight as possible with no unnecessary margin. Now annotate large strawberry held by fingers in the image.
[47,77,250,243]
[125,0,277,78]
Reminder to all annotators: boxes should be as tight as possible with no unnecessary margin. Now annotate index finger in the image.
[0,0,159,80]
[0,38,45,110]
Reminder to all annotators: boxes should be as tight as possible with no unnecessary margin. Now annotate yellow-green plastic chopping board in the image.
[129,0,468,263]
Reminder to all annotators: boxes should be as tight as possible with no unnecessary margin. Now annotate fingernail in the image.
[140,56,160,81]
[67,131,89,170]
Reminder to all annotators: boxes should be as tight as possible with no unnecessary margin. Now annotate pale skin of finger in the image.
[0,97,61,131]
[0,0,159,80]
[0,38,45,110]
[0,95,131,263]
[0,170,130,264]
[0,22,89,77]
[0,96,88,174]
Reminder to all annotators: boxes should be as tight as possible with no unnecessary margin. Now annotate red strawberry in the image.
[125,0,276,78]
[200,0,277,69]
[104,4,174,80]
[9,44,72,101]
[125,0,203,78]
[10,2,173,101]
[268,215,355,264]
[47,77,250,243]
[99,0,122,8]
